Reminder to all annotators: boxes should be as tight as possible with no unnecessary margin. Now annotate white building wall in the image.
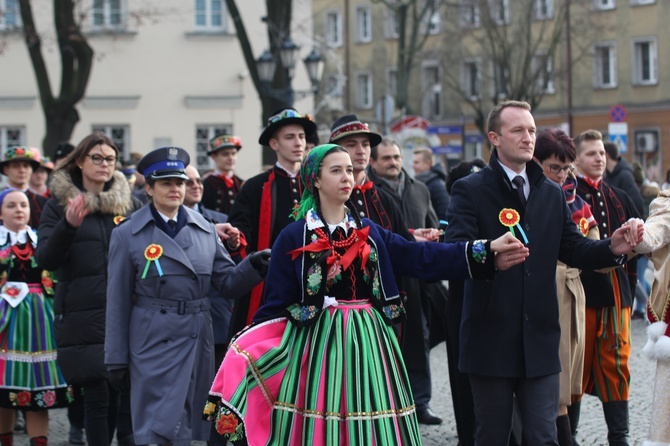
[0,0,315,179]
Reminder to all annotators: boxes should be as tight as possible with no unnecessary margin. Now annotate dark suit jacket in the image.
[445,150,619,378]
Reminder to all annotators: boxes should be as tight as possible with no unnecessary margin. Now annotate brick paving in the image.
[14,318,653,445]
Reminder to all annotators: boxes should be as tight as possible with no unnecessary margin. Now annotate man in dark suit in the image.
[444,100,642,445]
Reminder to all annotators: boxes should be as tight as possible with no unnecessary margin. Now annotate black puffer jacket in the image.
[36,169,141,384]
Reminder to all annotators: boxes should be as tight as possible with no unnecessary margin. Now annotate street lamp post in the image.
[256,38,325,164]
[256,38,324,109]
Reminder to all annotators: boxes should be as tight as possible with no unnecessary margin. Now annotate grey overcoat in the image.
[105,205,262,445]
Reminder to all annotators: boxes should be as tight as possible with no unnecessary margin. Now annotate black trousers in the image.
[469,373,559,446]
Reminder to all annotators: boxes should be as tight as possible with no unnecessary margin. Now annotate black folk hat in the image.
[136,146,190,181]
[258,108,317,146]
[329,114,382,147]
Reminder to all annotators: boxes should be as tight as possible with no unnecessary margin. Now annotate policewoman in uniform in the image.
[104,147,269,446]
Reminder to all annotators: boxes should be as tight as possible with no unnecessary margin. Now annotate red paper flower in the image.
[16,391,31,406]
[144,244,163,261]
[216,413,238,435]
[5,286,19,297]
[499,208,520,227]
[579,217,589,236]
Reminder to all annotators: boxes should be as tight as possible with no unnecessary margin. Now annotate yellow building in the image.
[312,0,670,183]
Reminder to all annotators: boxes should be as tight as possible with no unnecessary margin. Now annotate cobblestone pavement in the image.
[16,318,653,445]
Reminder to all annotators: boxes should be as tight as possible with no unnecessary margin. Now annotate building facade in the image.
[312,0,669,182]
[0,0,315,179]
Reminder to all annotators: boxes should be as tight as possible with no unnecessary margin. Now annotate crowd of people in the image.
[0,99,667,446]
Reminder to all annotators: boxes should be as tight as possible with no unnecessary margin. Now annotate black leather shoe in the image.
[416,406,443,425]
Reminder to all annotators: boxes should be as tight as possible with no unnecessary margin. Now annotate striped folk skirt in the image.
[204,300,422,445]
[0,284,70,410]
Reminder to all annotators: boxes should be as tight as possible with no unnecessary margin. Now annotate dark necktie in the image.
[512,175,527,207]
[167,219,177,231]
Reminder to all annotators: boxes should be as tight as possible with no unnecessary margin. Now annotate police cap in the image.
[136,146,190,181]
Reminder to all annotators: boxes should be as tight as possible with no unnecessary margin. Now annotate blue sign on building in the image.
[427,125,462,135]
[431,144,462,155]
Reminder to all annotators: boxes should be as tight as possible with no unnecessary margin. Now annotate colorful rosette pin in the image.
[498,208,529,244]
[578,217,589,236]
[142,244,164,279]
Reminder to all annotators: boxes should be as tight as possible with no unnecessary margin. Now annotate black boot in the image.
[556,414,574,446]
[567,401,581,446]
[602,401,630,446]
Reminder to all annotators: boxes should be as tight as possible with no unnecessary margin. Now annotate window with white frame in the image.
[459,0,480,28]
[387,68,398,97]
[532,53,555,94]
[385,8,399,39]
[356,73,373,109]
[195,124,232,170]
[534,0,554,19]
[491,62,509,98]
[91,0,125,30]
[92,125,129,159]
[593,0,615,10]
[0,0,21,30]
[461,59,481,99]
[422,64,442,119]
[422,0,441,34]
[326,11,342,47]
[194,0,227,32]
[356,6,372,43]
[593,42,617,88]
[0,126,24,152]
[489,0,510,25]
[632,37,658,85]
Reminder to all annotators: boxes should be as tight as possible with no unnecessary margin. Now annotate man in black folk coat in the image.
[368,137,445,425]
[444,100,642,445]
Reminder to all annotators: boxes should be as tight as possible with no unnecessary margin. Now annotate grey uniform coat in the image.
[105,204,262,445]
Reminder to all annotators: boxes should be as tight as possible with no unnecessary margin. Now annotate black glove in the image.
[248,249,271,277]
[108,368,131,394]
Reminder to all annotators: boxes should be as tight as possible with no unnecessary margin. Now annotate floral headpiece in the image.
[292,143,342,221]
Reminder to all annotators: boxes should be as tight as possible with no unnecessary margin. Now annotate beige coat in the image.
[555,226,599,405]
[630,190,670,445]
[556,261,585,404]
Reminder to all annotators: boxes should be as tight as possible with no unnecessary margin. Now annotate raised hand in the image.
[610,218,645,255]
[65,194,90,228]
[215,223,241,250]
[490,232,530,271]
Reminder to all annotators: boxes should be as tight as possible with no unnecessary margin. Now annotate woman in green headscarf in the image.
[205,144,528,445]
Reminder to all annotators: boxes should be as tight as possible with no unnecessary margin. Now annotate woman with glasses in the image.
[534,128,599,445]
[36,132,142,446]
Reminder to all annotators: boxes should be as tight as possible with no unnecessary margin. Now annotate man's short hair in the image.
[487,100,532,134]
[603,141,619,160]
[371,136,399,161]
[573,129,603,153]
[413,147,434,166]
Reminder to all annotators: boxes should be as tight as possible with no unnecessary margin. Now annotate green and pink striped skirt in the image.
[0,284,70,410]
[204,299,422,445]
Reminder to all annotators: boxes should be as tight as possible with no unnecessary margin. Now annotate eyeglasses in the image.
[267,109,301,125]
[186,178,203,187]
[87,154,117,165]
[543,163,574,175]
